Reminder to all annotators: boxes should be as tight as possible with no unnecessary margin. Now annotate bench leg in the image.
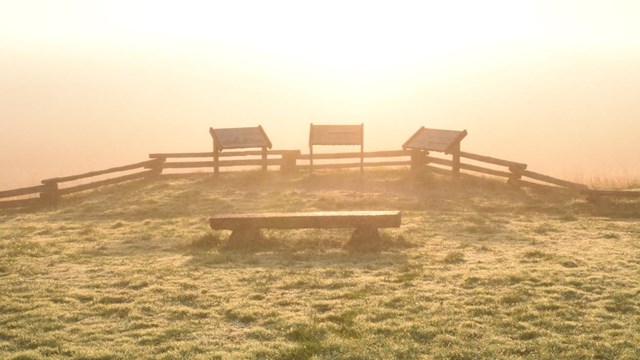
[229,227,263,244]
[350,226,381,244]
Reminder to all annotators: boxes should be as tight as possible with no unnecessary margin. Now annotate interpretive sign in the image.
[402,127,467,153]
[403,126,468,178]
[309,124,363,146]
[309,123,365,175]
[209,126,272,151]
[209,125,273,176]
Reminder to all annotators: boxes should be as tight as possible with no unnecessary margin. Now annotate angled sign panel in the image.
[403,127,467,153]
[209,126,272,150]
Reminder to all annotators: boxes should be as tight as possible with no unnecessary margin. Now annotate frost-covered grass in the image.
[1,169,639,359]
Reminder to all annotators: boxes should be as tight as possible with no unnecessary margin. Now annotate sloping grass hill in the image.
[1,169,640,359]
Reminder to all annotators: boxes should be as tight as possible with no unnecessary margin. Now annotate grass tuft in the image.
[522,250,554,261]
[601,232,621,240]
[604,292,637,313]
[184,231,221,252]
[281,321,326,359]
[443,251,465,264]
[531,222,558,234]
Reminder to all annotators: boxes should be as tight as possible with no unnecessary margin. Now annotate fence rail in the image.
[150,150,301,174]
[56,170,158,196]
[162,159,287,169]
[0,184,46,199]
[520,170,588,190]
[297,150,410,160]
[0,158,163,209]
[41,159,161,184]
[0,197,43,209]
[298,160,412,170]
[149,150,300,159]
[0,184,48,209]
[459,151,527,170]
[0,146,598,209]
[153,148,589,192]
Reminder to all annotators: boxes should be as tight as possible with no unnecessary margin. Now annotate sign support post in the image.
[213,146,220,177]
[360,126,364,176]
[261,146,268,172]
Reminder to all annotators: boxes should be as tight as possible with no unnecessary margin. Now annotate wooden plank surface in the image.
[210,211,401,230]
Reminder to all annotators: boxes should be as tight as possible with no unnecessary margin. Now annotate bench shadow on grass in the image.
[180,229,412,270]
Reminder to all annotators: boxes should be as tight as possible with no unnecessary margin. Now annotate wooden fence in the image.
[149,148,588,190]
[149,149,412,172]
[0,147,607,209]
[0,158,163,209]
[298,150,411,170]
[149,150,301,173]
[0,184,47,209]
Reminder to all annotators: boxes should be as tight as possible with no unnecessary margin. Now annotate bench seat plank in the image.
[210,211,401,230]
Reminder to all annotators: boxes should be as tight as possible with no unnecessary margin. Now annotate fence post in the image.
[213,149,220,177]
[280,151,299,173]
[40,181,59,207]
[451,143,461,178]
[309,145,314,175]
[261,147,268,172]
[507,166,524,187]
[410,149,426,177]
[149,157,165,178]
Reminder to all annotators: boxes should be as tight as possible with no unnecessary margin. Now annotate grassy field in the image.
[1,169,639,359]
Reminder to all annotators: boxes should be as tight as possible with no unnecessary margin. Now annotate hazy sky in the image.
[1,0,639,188]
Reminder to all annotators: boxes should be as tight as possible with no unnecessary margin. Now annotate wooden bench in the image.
[209,210,401,243]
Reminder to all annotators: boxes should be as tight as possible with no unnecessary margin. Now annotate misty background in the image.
[1,1,639,188]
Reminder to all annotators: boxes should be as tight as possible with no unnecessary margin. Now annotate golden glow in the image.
[1,1,540,75]
[1,1,640,187]
[3,1,639,80]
